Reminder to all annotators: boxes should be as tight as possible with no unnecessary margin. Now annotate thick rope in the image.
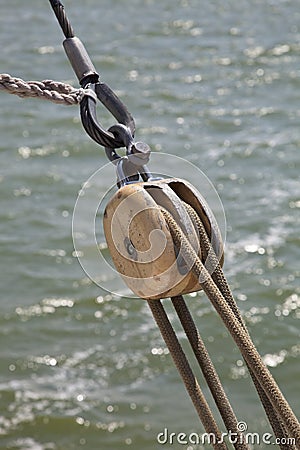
[184,203,295,450]
[171,295,249,450]
[160,207,300,446]
[0,74,82,105]
[147,299,228,450]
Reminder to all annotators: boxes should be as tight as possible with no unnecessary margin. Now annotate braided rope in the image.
[0,73,83,105]
[147,299,228,450]
[159,207,300,445]
[171,296,250,450]
[183,202,295,449]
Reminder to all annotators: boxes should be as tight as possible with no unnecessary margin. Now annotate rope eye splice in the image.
[48,2,300,448]
[49,0,153,188]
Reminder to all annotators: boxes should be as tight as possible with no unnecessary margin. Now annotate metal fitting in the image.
[63,37,99,85]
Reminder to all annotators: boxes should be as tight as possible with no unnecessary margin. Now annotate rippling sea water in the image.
[0,1,299,449]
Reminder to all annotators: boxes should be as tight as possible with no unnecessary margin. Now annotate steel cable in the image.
[49,0,75,39]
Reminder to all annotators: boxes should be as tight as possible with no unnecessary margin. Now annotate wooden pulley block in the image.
[103,178,224,300]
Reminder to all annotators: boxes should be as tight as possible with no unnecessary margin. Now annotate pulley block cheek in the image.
[103,178,224,300]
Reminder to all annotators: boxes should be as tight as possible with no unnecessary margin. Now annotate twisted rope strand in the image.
[171,296,250,450]
[183,202,295,449]
[147,299,228,450]
[0,74,83,105]
[160,207,300,445]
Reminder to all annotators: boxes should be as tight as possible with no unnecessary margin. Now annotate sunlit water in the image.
[0,1,299,449]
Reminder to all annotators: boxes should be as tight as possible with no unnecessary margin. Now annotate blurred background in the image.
[0,0,299,449]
